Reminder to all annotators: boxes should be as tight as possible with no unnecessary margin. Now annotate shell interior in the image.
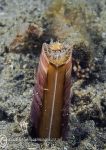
[43,42,71,66]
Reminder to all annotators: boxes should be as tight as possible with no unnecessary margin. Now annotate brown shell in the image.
[29,42,72,139]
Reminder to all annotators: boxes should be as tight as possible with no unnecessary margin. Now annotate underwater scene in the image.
[0,0,106,149]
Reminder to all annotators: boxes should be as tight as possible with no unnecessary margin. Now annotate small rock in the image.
[13,72,24,80]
